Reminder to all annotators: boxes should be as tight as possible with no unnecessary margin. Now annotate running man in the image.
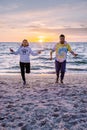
[50,34,78,83]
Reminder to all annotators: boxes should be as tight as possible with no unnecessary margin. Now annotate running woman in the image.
[50,34,78,84]
[10,39,41,85]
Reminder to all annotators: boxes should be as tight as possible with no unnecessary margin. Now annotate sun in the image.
[38,36,45,43]
[38,39,43,43]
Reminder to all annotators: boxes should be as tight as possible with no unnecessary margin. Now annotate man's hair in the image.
[60,34,65,38]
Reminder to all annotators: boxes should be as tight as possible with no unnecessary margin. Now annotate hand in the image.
[10,48,14,52]
[71,51,78,57]
[50,56,52,60]
[38,50,41,54]
[74,53,78,57]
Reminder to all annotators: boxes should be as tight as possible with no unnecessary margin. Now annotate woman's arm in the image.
[30,48,41,56]
[10,48,20,55]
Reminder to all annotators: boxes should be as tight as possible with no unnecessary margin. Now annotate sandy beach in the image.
[0,73,87,130]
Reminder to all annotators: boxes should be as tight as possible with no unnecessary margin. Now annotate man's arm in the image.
[50,44,56,60]
[67,44,78,57]
[70,50,78,57]
[50,50,55,60]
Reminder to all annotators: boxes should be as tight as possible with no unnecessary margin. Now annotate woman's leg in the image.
[25,63,30,74]
[20,62,26,83]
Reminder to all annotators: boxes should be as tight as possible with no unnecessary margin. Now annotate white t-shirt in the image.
[12,46,38,63]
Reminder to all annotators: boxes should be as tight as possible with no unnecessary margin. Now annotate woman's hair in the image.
[21,39,29,47]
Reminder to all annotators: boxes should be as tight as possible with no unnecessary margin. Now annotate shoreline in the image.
[0,72,87,76]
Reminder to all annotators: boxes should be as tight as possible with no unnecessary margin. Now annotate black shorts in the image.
[20,62,30,73]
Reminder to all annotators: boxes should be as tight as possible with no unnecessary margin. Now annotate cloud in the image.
[0,4,87,29]
[0,0,87,14]
[0,0,87,41]
[27,26,87,36]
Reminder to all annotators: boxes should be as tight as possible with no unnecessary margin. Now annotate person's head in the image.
[59,34,65,44]
[21,39,29,47]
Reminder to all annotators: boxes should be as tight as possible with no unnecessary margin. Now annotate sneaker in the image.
[55,78,59,83]
[60,80,64,84]
[23,81,26,85]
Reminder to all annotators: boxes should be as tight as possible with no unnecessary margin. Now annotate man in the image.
[50,34,78,83]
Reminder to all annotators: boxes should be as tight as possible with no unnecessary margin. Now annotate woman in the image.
[10,39,41,85]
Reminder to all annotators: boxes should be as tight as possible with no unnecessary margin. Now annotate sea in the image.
[0,42,87,74]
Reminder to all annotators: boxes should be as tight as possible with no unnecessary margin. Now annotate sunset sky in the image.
[0,0,87,42]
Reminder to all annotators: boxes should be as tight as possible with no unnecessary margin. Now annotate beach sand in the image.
[0,73,87,130]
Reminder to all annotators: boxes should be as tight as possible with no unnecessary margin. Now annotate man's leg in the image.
[20,62,26,84]
[55,60,61,83]
[60,60,66,83]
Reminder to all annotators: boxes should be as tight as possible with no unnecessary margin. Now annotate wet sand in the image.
[0,73,87,130]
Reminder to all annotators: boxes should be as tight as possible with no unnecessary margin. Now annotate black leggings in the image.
[20,62,30,82]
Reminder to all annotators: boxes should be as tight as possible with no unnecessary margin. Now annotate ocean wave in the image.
[67,60,87,64]
[67,68,87,71]
[0,42,87,73]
